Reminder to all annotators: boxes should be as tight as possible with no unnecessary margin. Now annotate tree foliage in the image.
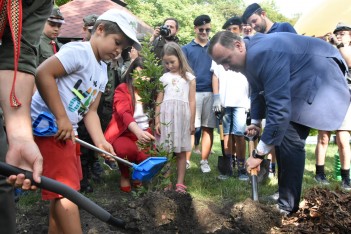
[56,0,297,45]
[125,0,296,45]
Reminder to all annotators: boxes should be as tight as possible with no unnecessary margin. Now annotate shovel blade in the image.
[131,157,168,181]
[217,155,233,176]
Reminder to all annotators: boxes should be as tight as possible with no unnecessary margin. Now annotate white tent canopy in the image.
[294,0,351,36]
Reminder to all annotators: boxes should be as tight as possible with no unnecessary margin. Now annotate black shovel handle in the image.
[0,162,125,228]
[251,168,259,201]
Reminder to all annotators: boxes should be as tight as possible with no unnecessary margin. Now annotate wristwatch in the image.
[252,149,265,160]
[337,43,344,49]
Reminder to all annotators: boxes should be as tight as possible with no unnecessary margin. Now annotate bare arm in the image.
[128,122,155,143]
[83,92,116,157]
[155,91,164,135]
[35,56,74,141]
[189,79,196,134]
[212,73,219,95]
[0,71,42,186]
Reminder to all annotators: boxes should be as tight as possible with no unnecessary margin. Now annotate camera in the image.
[159,25,171,37]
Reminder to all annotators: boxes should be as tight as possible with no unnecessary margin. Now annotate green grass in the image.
[184,132,342,203]
[17,133,343,207]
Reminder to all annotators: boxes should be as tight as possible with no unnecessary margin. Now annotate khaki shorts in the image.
[0,0,53,75]
[195,92,216,128]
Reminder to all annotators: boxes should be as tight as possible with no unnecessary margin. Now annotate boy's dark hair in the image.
[91,20,134,45]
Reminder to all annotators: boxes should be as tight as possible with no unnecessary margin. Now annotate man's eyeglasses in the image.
[198,28,211,33]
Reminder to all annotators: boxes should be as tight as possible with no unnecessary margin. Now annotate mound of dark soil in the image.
[16,187,351,233]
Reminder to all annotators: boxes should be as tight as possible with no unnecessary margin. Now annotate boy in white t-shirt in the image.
[31,9,141,233]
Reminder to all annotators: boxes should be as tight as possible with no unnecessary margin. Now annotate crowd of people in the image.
[1,1,351,233]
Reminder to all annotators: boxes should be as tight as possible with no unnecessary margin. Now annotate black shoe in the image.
[80,179,93,193]
[80,174,93,193]
[91,161,104,183]
[91,161,104,176]
[341,178,351,191]
[80,184,93,193]
[104,159,118,170]
[314,173,330,185]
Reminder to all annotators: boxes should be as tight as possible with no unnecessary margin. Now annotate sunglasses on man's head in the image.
[198,28,211,33]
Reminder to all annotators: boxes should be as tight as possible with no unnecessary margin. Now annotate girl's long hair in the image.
[161,42,194,80]
[124,57,145,109]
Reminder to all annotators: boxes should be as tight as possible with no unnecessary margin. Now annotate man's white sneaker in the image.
[200,160,211,173]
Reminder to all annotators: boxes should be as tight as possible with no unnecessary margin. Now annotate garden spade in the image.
[215,109,233,178]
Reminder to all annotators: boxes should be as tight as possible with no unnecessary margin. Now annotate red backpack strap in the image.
[0,0,23,107]
[8,0,23,107]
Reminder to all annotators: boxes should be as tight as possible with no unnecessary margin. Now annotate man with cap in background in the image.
[331,22,351,67]
[242,2,297,192]
[37,7,65,66]
[222,16,243,35]
[83,14,99,41]
[182,15,216,173]
[242,3,296,34]
[212,16,250,181]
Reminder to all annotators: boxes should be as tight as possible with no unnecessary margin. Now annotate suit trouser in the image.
[275,122,310,213]
[0,115,16,234]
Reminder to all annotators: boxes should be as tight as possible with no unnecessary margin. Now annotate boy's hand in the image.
[55,116,75,141]
[97,140,116,161]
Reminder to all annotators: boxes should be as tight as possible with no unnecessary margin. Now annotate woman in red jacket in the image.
[104,57,155,192]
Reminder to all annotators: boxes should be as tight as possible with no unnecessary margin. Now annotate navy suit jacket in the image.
[243,33,351,145]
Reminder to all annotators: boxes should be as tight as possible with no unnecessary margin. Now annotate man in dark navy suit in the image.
[208,31,351,215]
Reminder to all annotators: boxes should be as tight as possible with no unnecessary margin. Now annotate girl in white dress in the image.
[155,42,196,193]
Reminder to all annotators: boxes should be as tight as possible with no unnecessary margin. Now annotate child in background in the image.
[31,9,141,233]
[155,42,196,193]
[104,57,155,192]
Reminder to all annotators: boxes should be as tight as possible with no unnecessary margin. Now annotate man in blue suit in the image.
[208,31,351,215]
